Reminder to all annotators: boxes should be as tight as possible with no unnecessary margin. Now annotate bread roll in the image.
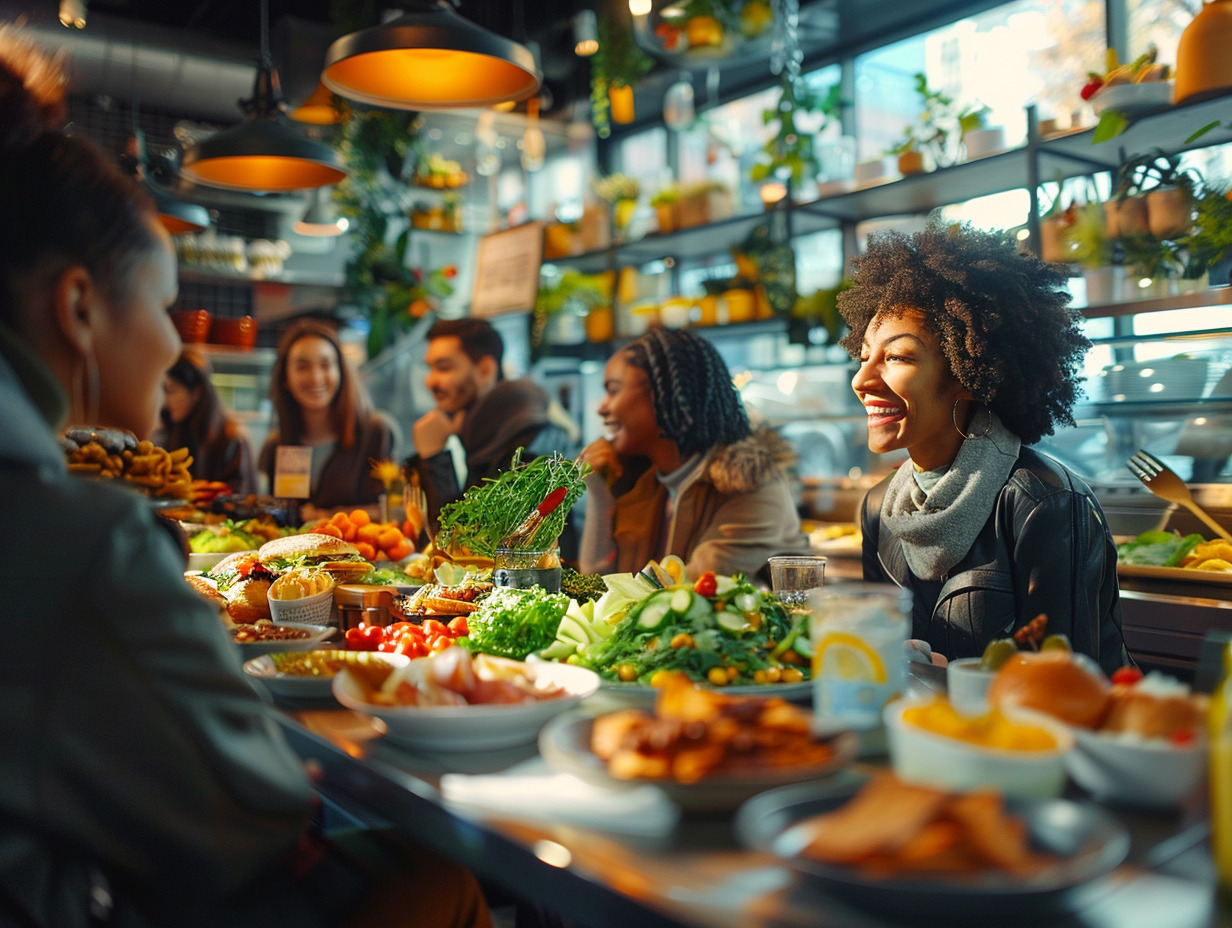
[988,651,1111,729]
[225,577,272,623]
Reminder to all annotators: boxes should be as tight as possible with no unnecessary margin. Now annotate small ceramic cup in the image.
[946,657,997,715]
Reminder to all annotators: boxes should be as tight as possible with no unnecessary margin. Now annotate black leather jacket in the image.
[861,447,1130,676]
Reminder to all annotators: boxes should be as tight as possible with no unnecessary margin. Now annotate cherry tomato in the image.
[422,619,448,637]
[344,627,366,650]
[693,572,717,597]
[1111,666,1144,686]
[447,616,469,635]
[361,625,385,647]
[1171,729,1197,747]
[396,638,428,658]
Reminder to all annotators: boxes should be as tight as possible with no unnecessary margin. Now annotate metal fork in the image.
[405,484,435,551]
[1127,449,1232,542]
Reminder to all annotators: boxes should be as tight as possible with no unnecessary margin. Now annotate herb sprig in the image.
[436,450,589,558]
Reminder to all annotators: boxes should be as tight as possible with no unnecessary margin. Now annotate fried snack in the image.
[798,775,1050,879]
[63,436,193,498]
[590,672,836,783]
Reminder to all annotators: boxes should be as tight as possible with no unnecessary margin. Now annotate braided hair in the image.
[621,327,751,457]
[837,220,1089,445]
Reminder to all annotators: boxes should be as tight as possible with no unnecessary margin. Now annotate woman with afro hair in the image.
[578,327,808,580]
[839,219,1129,675]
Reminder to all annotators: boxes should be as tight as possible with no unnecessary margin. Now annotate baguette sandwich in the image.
[258,532,372,583]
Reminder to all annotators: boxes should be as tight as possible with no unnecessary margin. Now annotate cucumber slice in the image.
[715,610,752,633]
[684,592,713,621]
[670,587,693,614]
[715,575,738,596]
[636,589,677,628]
[734,591,761,614]
[792,635,814,659]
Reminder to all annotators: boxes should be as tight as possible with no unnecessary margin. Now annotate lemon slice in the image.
[659,554,686,584]
[815,632,887,683]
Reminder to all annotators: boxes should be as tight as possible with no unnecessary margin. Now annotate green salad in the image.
[1116,530,1205,567]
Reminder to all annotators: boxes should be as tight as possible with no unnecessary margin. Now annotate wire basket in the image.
[267,586,334,626]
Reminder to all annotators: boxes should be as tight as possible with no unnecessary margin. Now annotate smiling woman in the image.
[836,220,1131,677]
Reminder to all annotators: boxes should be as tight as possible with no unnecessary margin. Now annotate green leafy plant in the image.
[650,185,680,208]
[532,270,609,348]
[1064,201,1111,269]
[1113,150,1201,199]
[1176,179,1232,279]
[892,72,988,168]
[590,11,654,138]
[592,173,642,203]
[750,76,842,187]
[1121,231,1181,282]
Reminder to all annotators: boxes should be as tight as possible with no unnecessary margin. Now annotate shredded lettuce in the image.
[460,587,570,660]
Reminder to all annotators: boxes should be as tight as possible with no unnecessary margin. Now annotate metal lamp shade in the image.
[294,188,348,236]
[181,119,347,192]
[322,5,540,110]
[149,185,210,235]
[289,81,343,125]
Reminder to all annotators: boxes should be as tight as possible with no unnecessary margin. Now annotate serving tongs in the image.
[1127,449,1232,542]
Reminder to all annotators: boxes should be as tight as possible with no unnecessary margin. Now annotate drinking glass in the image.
[493,547,562,593]
[767,555,827,610]
[808,582,910,733]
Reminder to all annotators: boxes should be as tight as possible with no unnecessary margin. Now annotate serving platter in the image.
[1116,563,1232,585]
[734,775,1130,918]
[230,622,336,657]
[597,678,813,708]
[539,712,858,813]
[243,649,410,699]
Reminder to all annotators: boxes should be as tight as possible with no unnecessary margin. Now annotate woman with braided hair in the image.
[840,219,1129,675]
[578,327,808,580]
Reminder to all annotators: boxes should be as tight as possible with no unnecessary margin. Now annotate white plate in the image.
[231,622,337,657]
[1090,81,1173,116]
[598,679,813,708]
[243,649,409,699]
[539,712,858,812]
[333,660,601,751]
[1116,563,1232,585]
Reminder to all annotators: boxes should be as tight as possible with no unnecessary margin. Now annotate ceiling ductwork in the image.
[11,7,258,123]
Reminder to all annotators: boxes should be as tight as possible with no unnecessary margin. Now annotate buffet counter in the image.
[273,672,1227,928]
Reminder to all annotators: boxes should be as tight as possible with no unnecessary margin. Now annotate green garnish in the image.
[436,450,589,558]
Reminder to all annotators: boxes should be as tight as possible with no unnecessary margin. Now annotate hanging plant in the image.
[749,75,841,188]
[591,11,655,138]
[333,104,449,357]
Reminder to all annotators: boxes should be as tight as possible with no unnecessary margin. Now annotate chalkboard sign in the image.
[470,221,544,318]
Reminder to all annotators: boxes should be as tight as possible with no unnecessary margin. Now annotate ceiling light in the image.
[294,188,349,237]
[288,81,343,125]
[629,0,653,16]
[574,10,598,57]
[59,0,86,29]
[181,0,347,191]
[119,129,210,234]
[322,0,540,110]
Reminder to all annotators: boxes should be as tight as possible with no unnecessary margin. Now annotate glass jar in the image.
[493,547,562,593]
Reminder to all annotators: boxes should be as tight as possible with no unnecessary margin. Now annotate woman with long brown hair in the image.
[259,317,400,517]
[154,348,258,493]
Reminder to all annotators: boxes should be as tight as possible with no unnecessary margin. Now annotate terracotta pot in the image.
[722,289,756,323]
[210,315,258,350]
[1175,0,1232,103]
[897,150,925,175]
[696,294,720,326]
[1039,218,1072,264]
[654,203,677,234]
[1104,197,1150,240]
[585,306,614,343]
[1147,186,1194,240]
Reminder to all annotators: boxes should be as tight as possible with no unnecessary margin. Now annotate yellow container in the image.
[1176,0,1232,103]
[585,305,614,343]
[696,294,720,326]
[722,288,756,323]
[610,83,635,124]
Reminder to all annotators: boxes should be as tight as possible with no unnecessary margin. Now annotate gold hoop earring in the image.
[85,351,99,425]
[953,399,991,440]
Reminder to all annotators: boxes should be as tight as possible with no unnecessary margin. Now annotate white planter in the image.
[964,126,1005,159]
[1082,266,1122,307]
[854,158,890,184]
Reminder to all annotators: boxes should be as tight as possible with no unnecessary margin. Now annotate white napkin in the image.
[440,757,680,837]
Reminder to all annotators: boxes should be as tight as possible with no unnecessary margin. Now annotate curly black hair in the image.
[836,220,1089,445]
[621,327,751,457]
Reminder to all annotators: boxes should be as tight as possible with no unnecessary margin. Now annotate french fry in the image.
[67,461,102,473]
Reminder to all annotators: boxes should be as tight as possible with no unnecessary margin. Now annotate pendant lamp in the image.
[322,1,541,110]
[182,0,347,192]
[294,188,349,237]
[289,81,344,125]
[120,129,211,235]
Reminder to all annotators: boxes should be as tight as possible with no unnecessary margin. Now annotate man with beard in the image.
[405,318,579,539]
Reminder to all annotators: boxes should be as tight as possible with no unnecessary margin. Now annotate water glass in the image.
[767,555,827,609]
[493,547,562,593]
[808,582,910,733]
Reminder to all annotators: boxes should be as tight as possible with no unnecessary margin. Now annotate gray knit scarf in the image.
[880,411,1021,580]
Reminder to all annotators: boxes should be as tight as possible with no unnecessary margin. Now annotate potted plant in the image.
[1121,231,1181,297]
[1065,201,1118,305]
[650,185,680,234]
[593,173,642,239]
[590,11,654,138]
[1176,178,1232,287]
[896,72,989,170]
[533,269,610,350]
[888,131,926,175]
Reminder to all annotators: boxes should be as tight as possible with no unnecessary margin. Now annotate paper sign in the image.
[470,221,544,318]
[272,445,312,499]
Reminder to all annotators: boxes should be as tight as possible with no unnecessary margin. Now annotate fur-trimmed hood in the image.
[705,427,797,495]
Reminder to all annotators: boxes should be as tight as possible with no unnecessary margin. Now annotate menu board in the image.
[470,221,544,318]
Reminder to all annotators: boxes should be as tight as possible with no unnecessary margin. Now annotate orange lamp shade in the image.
[181,120,347,192]
[609,83,636,124]
[322,6,540,111]
[289,81,343,125]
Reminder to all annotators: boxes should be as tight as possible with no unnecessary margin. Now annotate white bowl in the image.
[1090,81,1173,116]
[187,550,240,572]
[244,649,410,700]
[1065,727,1207,808]
[230,622,337,657]
[946,657,996,715]
[884,699,1074,798]
[333,660,601,751]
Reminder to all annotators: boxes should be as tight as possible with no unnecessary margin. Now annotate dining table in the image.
[271,661,1230,928]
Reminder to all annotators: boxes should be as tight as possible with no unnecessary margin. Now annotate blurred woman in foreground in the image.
[154,348,258,493]
[578,327,808,580]
[0,28,488,928]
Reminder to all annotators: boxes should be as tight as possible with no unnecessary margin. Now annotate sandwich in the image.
[184,572,227,616]
[258,532,372,583]
[209,550,277,623]
[402,577,494,615]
